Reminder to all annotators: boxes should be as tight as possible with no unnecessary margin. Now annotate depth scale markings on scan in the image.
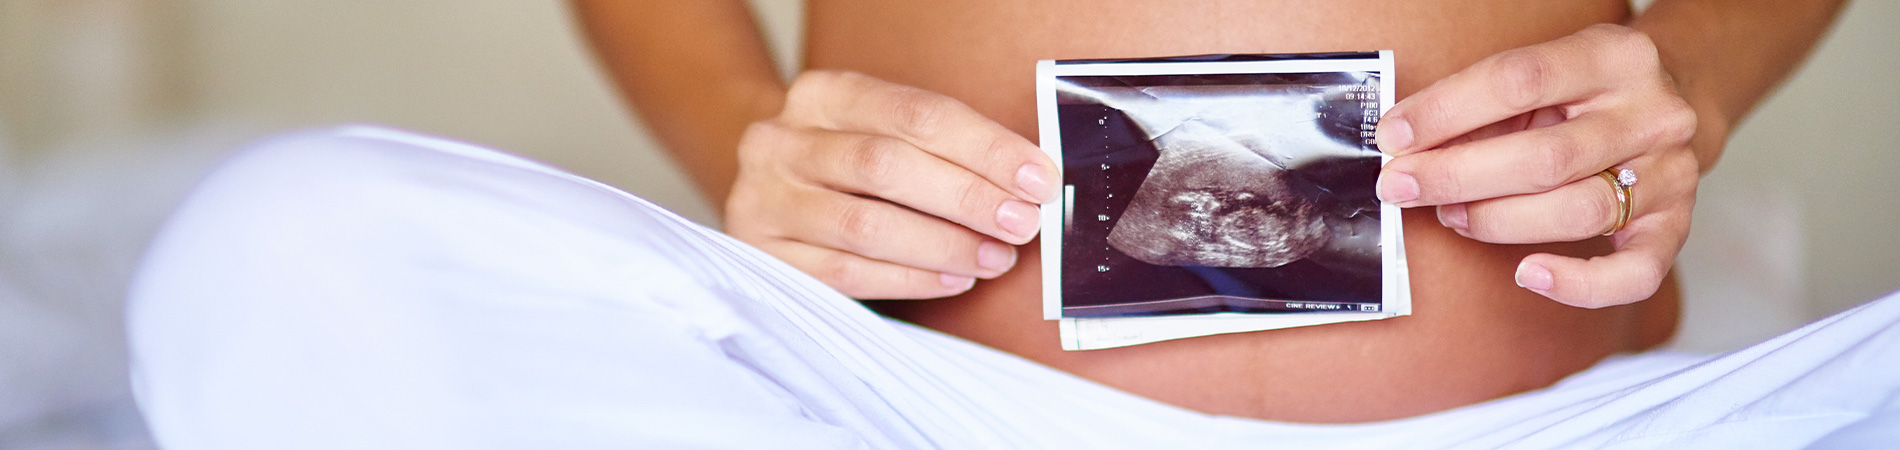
[1035,51,1410,350]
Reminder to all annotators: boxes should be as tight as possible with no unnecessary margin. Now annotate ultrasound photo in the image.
[1038,54,1397,319]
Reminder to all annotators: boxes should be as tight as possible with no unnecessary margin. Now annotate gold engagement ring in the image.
[1599,168,1637,236]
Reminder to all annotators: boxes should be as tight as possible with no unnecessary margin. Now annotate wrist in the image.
[1623,17,1730,172]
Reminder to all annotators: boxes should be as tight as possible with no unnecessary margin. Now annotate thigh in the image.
[128,127,890,449]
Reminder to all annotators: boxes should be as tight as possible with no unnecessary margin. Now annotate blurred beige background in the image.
[0,1,1894,448]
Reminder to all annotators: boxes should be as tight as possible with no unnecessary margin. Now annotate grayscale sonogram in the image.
[1049,56,1389,318]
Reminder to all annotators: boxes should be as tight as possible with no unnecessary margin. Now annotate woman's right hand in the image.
[726,70,1060,299]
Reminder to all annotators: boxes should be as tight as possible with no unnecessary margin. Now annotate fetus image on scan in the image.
[1106,120,1326,268]
[1085,82,1375,269]
[1052,70,1385,316]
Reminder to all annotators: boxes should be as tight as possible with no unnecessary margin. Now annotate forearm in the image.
[571,0,787,204]
[1628,0,1847,171]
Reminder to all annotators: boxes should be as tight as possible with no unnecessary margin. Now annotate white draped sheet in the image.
[127,126,1900,449]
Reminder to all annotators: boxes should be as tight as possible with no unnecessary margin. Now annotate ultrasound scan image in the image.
[1108,110,1330,269]
[1056,71,1385,317]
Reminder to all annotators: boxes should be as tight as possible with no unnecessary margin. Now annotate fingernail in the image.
[1016,164,1057,203]
[977,241,1016,273]
[1439,204,1468,229]
[1516,261,1554,291]
[1377,117,1413,153]
[1378,172,1419,204]
[996,200,1039,241]
[940,273,975,289]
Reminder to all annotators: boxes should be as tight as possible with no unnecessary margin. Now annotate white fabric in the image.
[128,126,1900,449]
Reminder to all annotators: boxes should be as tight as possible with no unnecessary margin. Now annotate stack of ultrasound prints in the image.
[1034,51,1411,350]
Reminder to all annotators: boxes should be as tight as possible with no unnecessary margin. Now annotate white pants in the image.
[128,126,1900,449]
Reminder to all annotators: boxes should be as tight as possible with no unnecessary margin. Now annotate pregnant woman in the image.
[125,1,1899,448]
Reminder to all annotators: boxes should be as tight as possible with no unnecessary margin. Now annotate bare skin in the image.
[574,0,1844,422]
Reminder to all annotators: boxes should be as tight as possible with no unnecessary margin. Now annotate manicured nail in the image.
[1016,164,1058,203]
[1377,117,1413,153]
[977,241,1016,273]
[996,200,1039,241]
[1378,172,1419,204]
[1516,261,1554,291]
[1439,204,1469,229]
[940,273,975,289]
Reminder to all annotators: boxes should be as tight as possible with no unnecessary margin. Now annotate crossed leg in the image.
[127,126,1900,449]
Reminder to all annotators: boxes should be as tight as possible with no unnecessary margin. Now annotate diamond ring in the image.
[1599,168,1636,236]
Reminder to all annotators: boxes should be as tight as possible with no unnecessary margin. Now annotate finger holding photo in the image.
[1374,24,1700,309]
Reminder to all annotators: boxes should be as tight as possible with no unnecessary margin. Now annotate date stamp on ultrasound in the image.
[1035,52,1412,349]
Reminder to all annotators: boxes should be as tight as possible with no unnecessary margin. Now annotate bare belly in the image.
[805,0,1680,423]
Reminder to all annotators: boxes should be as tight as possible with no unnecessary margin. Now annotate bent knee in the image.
[202,126,500,205]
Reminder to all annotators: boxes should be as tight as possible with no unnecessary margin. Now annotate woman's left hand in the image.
[1375,24,1700,309]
